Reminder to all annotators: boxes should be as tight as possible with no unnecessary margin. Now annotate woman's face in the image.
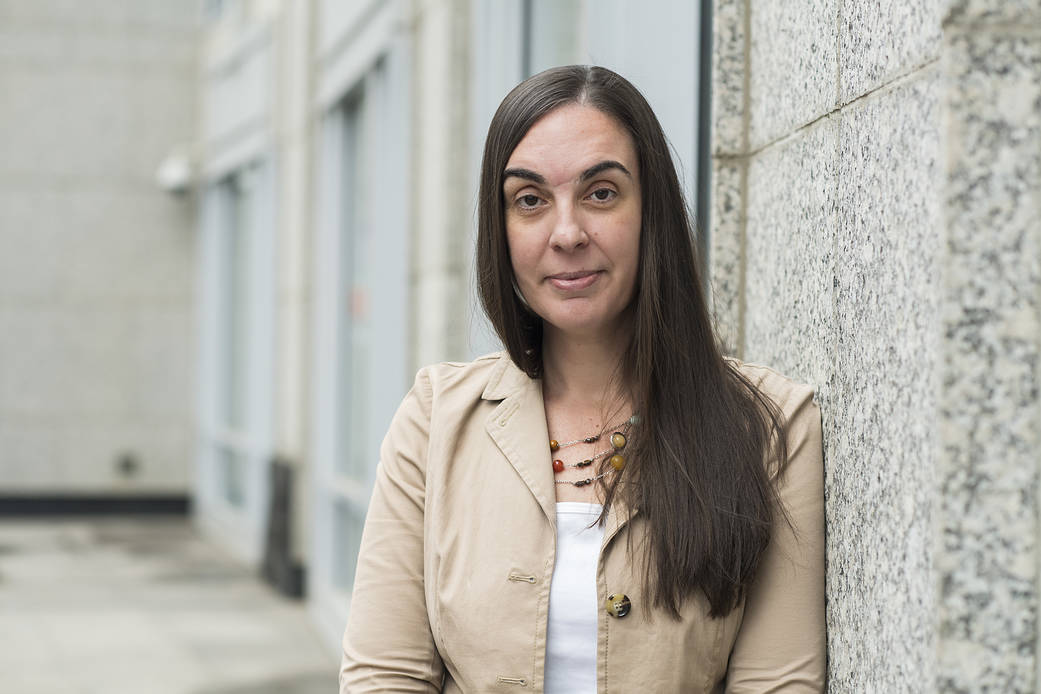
[503,103,641,342]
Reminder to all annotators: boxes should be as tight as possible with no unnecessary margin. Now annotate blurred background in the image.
[1,0,1039,692]
[0,1,707,691]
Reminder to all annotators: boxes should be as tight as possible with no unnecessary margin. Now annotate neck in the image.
[541,322,631,408]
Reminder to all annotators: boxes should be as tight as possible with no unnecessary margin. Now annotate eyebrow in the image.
[502,160,632,186]
[502,167,546,185]
[578,160,632,181]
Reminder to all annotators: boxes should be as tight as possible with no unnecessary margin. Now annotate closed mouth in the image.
[545,270,602,291]
[547,270,600,280]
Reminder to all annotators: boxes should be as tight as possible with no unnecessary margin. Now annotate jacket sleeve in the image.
[340,368,444,693]
[725,383,826,693]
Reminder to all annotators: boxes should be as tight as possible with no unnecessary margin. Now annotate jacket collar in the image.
[481,353,638,539]
[480,351,531,401]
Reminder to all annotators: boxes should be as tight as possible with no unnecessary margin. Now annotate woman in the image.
[340,65,824,692]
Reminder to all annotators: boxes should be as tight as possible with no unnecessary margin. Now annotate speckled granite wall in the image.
[708,0,746,352]
[709,0,1041,691]
[938,5,1041,691]
[826,73,941,692]
[709,159,743,354]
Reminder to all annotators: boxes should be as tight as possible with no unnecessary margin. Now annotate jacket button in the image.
[605,593,631,618]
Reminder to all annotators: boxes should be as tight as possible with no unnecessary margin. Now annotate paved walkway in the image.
[0,517,338,694]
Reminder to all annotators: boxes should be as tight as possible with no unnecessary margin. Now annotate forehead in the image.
[505,104,638,184]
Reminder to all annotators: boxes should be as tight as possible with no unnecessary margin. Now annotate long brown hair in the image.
[477,65,788,619]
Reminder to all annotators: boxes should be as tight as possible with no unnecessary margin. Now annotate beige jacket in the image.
[340,352,825,693]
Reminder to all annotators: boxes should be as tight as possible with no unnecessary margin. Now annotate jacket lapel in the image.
[603,480,639,549]
[482,355,557,527]
[481,353,642,539]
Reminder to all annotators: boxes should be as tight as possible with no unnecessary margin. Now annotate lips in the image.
[547,270,602,291]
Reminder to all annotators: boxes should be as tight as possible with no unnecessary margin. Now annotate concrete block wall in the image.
[0,1,200,494]
[710,0,1041,690]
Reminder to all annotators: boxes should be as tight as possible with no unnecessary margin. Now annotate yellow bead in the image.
[610,454,626,470]
[549,440,559,452]
[611,432,626,449]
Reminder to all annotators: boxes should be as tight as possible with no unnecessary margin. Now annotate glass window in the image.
[525,0,582,76]
[219,448,246,507]
[336,89,369,482]
[214,167,257,510]
[221,171,254,433]
[317,55,407,603]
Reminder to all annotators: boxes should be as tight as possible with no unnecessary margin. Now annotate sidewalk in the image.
[0,517,338,694]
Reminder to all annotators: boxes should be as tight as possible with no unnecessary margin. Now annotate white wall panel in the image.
[0,1,199,495]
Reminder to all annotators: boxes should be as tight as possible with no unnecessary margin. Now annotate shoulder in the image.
[411,350,529,410]
[417,350,512,393]
[725,359,822,468]
[725,357,818,419]
[382,352,519,459]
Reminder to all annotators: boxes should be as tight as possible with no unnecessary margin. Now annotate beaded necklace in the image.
[549,415,632,451]
[550,414,638,487]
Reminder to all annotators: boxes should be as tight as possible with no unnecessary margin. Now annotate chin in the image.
[540,309,626,339]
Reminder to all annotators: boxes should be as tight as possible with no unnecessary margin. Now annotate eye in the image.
[588,187,617,203]
[517,193,543,210]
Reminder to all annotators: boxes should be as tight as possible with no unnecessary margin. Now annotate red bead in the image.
[552,460,565,473]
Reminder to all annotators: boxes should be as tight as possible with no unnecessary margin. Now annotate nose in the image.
[549,201,588,251]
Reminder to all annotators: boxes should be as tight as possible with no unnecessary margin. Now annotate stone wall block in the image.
[0,1,199,494]
[944,0,1041,24]
[0,67,133,179]
[827,70,942,693]
[743,117,836,386]
[0,189,65,301]
[0,308,70,416]
[709,157,744,355]
[939,29,1041,694]
[0,422,60,489]
[712,0,746,155]
[128,306,195,420]
[840,0,943,103]
[53,423,190,490]
[44,189,195,303]
[748,0,839,150]
[18,0,199,30]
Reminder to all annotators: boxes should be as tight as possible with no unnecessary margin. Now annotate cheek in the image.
[616,210,642,288]
[505,228,536,282]
[626,200,642,256]
[608,208,642,260]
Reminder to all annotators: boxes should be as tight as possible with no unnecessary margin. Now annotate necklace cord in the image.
[550,414,637,486]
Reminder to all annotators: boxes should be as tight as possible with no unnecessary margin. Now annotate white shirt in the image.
[544,502,605,694]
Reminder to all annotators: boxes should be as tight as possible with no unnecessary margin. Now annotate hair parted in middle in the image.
[476,65,789,619]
